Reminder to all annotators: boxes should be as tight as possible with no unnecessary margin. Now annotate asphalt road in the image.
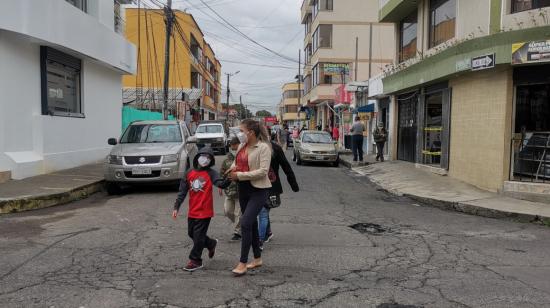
[2,153,550,308]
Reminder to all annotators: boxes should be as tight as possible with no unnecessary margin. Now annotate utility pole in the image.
[354,37,362,81]
[368,24,373,79]
[225,71,239,126]
[162,0,173,120]
[297,49,302,127]
[239,95,243,120]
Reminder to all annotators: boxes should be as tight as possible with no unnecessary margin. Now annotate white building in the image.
[0,0,136,180]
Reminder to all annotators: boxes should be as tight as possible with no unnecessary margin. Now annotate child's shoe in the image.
[208,239,218,259]
[184,260,203,272]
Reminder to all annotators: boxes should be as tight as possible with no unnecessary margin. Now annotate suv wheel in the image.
[105,182,122,195]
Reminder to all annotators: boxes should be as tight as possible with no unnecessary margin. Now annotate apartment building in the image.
[0,0,136,180]
[280,82,306,128]
[122,8,222,121]
[300,0,395,130]
[378,0,550,195]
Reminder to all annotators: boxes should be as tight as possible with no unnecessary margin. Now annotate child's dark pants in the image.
[188,218,216,262]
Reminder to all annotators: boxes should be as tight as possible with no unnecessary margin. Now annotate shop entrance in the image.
[419,86,451,169]
[397,93,418,163]
[512,67,550,182]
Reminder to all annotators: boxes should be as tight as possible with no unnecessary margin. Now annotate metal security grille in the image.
[397,94,418,163]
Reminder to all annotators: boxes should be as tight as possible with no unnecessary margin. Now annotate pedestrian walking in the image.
[172,147,230,272]
[350,116,366,162]
[220,137,242,241]
[373,122,388,162]
[332,124,340,142]
[258,140,299,250]
[226,119,272,276]
[277,125,289,151]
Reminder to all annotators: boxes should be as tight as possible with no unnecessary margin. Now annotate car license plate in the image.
[132,168,152,175]
[315,155,324,160]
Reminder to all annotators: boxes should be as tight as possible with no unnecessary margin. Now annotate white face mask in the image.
[197,155,211,167]
[230,149,238,156]
[237,131,248,144]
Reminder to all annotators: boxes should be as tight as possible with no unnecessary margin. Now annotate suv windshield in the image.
[120,124,182,143]
[303,133,333,144]
[197,125,223,134]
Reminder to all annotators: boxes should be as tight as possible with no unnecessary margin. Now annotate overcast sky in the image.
[172,0,303,114]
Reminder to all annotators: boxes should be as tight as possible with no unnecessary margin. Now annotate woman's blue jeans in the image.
[258,207,270,242]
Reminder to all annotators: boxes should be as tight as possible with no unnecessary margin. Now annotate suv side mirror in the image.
[187,136,197,144]
[108,138,117,145]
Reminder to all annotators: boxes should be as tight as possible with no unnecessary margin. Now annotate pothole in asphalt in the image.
[377,303,423,308]
[350,223,390,235]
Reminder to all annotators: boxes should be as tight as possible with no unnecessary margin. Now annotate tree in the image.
[255,110,272,117]
[230,104,253,119]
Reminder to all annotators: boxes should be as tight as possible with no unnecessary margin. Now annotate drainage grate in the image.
[377,304,423,308]
[350,223,389,235]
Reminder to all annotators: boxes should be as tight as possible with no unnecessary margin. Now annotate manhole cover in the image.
[377,304,423,308]
[350,223,389,235]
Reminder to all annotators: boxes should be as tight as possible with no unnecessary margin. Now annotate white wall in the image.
[0,31,124,179]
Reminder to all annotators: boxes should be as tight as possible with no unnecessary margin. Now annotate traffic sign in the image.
[471,54,495,71]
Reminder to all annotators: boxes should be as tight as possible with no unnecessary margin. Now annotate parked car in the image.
[195,122,227,154]
[293,130,339,167]
[104,120,197,194]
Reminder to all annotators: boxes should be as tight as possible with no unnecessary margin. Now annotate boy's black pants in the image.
[188,218,216,262]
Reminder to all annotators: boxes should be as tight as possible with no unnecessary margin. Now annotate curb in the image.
[360,171,550,225]
[338,156,370,169]
[0,180,104,214]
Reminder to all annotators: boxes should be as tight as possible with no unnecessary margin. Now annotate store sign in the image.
[323,63,350,76]
[335,84,353,104]
[512,40,550,65]
[471,54,495,71]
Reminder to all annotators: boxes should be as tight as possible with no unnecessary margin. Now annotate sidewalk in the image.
[351,161,550,223]
[338,153,377,168]
[0,163,104,214]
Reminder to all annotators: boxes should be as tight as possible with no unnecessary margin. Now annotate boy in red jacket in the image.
[172,147,230,272]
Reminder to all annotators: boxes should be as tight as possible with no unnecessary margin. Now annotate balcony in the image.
[301,0,312,23]
[379,0,419,23]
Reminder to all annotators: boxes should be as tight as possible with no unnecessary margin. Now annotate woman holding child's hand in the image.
[229,119,272,276]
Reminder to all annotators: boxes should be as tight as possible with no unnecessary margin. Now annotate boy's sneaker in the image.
[208,239,218,259]
[259,241,264,251]
[184,260,203,272]
[264,232,274,243]
[231,234,242,241]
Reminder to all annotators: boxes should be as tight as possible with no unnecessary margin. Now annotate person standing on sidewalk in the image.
[258,140,300,250]
[226,119,272,276]
[220,137,242,241]
[373,122,388,162]
[332,124,339,143]
[172,147,230,272]
[350,116,366,162]
[277,125,289,151]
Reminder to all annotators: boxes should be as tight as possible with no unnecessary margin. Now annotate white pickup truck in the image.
[195,122,227,154]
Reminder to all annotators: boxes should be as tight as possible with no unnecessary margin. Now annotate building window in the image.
[429,0,456,48]
[40,47,83,117]
[313,0,333,17]
[283,90,302,99]
[313,24,332,52]
[206,82,212,97]
[65,0,87,12]
[399,11,418,62]
[512,0,550,13]
[314,63,349,86]
[285,105,299,113]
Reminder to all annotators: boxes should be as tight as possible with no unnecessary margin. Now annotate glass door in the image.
[422,92,443,166]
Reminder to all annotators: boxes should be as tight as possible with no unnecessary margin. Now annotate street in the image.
[2,155,550,308]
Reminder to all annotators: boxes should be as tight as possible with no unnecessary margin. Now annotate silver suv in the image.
[104,120,197,194]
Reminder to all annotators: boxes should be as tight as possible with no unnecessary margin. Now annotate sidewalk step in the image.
[0,171,11,184]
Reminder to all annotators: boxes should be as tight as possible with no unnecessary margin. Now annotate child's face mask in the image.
[198,155,211,167]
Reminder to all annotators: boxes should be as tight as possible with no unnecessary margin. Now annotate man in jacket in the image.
[373,122,388,162]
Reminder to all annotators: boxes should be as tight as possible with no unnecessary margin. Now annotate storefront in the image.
[396,83,452,169]
[511,63,550,183]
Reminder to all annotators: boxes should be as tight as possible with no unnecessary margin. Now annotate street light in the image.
[225,71,240,125]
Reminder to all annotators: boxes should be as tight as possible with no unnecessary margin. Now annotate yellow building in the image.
[122,8,221,120]
[280,82,305,127]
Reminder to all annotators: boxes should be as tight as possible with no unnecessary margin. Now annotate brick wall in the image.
[448,66,513,192]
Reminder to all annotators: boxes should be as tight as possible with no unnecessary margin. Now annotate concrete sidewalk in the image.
[0,163,104,214]
[352,161,550,223]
